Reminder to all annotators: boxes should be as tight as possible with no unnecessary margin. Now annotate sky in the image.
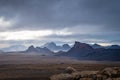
[0,0,120,48]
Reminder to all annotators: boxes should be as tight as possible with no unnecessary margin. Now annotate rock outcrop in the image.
[50,67,120,80]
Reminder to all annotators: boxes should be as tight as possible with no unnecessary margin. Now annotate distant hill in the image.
[1,45,27,52]
[62,44,71,51]
[86,48,120,61]
[91,43,104,49]
[56,41,120,61]
[1,41,120,61]
[42,42,71,52]
[25,45,54,55]
[108,45,120,49]
[56,41,94,57]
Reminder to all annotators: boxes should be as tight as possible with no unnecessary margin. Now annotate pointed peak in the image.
[93,43,100,45]
[49,42,56,45]
[26,45,37,52]
[93,43,101,46]
[75,41,81,44]
[94,43,98,45]
[28,45,35,48]
[63,44,69,47]
[74,41,83,47]
[72,41,93,50]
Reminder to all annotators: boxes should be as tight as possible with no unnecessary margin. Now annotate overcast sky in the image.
[0,0,120,48]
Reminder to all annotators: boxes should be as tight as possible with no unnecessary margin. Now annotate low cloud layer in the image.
[0,0,120,47]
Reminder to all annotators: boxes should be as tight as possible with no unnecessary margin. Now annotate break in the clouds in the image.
[0,0,120,47]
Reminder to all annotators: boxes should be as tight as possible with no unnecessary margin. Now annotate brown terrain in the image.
[0,54,120,80]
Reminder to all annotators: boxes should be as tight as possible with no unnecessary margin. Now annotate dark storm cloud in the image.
[0,0,120,31]
[44,33,120,43]
[0,0,120,47]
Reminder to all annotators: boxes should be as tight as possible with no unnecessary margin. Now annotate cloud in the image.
[0,29,73,40]
[0,0,120,46]
[0,30,53,40]
[0,32,119,48]
[0,17,14,27]
[0,0,119,31]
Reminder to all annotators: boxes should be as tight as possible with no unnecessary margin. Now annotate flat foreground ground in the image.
[0,54,120,80]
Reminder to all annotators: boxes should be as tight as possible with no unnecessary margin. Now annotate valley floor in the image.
[0,54,120,80]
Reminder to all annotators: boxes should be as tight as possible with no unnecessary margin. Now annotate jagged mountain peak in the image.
[73,41,93,50]
[57,41,94,57]
[62,44,70,49]
[26,45,36,52]
[93,43,100,46]
[26,45,54,55]
[42,42,71,52]
[63,44,70,47]
[29,45,35,48]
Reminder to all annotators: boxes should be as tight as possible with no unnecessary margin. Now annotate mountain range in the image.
[41,42,71,52]
[1,42,120,52]
[108,45,120,49]
[56,41,120,61]
[24,45,54,55]
[0,41,120,61]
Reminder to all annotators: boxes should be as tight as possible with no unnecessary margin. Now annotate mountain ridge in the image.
[25,45,54,55]
[56,41,120,61]
[0,41,120,61]
[41,42,71,52]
